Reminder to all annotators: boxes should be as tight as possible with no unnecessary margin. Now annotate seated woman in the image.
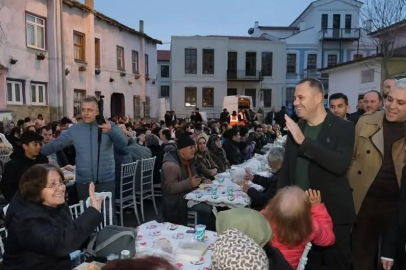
[135,127,147,146]
[222,128,242,165]
[216,208,292,270]
[207,134,230,173]
[242,147,284,210]
[262,187,335,270]
[195,136,218,180]
[3,164,103,270]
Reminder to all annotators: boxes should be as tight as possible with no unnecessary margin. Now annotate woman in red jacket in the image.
[262,186,335,269]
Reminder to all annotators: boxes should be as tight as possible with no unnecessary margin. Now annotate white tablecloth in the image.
[136,220,216,270]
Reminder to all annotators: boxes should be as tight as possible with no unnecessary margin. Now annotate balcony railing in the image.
[319,28,360,40]
[303,68,329,80]
[227,70,263,81]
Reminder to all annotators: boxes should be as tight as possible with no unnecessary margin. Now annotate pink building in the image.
[0,0,161,122]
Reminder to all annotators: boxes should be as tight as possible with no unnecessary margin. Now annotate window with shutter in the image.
[145,96,151,118]
[133,95,141,119]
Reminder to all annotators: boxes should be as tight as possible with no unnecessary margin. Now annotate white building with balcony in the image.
[249,0,376,106]
[170,35,286,118]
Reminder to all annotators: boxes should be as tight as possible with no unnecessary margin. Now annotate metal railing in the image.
[319,28,361,40]
[227,70,263,81]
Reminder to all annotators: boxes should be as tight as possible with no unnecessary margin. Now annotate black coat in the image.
[195,112,203,123]
[247,172,278,209]
[265,112,275,125]
[222,139,242,165]
[382,165,406,268]
[263,245,293,270]
[3,195,102,270]
[0,153,49,203]
[220,112,229,124]
[278,111,356,225]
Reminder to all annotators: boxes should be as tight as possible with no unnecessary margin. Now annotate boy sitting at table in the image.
[242,147,284,210]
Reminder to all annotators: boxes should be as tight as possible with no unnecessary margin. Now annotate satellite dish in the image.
[248,28,254,35]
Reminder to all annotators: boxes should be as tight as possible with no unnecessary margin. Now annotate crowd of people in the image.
[0,77,404,270]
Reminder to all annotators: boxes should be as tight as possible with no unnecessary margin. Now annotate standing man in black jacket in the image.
[278,78,355,270]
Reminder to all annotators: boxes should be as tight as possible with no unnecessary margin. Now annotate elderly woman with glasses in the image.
[2,164,103,270]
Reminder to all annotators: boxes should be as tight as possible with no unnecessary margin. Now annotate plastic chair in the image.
[86,192,113,231]
[68,201,84,220]
[297,242,312,270]
[135,157,158,222]
[115,161,140,226]
[187,211,198,227]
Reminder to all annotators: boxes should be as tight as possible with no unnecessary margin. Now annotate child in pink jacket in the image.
[261,186,335,269]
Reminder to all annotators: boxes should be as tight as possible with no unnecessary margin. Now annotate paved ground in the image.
[121,197,164,228]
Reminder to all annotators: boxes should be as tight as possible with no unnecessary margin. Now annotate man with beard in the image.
[278,78,355,270]
[329,93,355,124]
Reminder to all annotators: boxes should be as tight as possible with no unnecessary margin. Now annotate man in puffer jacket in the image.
[41,97,127,204]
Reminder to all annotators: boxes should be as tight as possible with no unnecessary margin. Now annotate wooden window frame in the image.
[185,48,197,74]
[95,38,101,68]
[117,46,125,71]
[261,52,273,76]
[287,54,297,74]
[184,87,197,107]
[202,49,215,74]
[73,31,86,62]
[202,87,214,107]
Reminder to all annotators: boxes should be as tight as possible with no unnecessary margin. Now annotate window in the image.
[227,88,237,96]
[307,54,317,70]
[95,38,100,67]
[327,55,338,67]
[287,54,297,74]
[202,87,214,107]
[26,13,45,50]
[353,54,364,60]
[6,81,23,105]
[321,14,328,31]
[245,52,257,76]
[245,89,256,107]
[361,69,374,83]
[31,83,46,105]
[145,54,149,76]
[160,86,170,97]
[202,49,214,74]
[228,51,237,71]
[117,46,125,70]
[133,95,141,119]
[161,65,169,78]
[185,87,197,107]
[286,87,295,104]
[263,89,272,108]
[185,48,197,74]
[261,52,273,76]
[145,96,151,118]
[73,89,86,116]
[73,32,85,61]
[132,51,139,74]
[381,40,394,54]
[345,15,352,32]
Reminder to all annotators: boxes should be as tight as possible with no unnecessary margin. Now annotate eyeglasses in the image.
[46,180,68,190]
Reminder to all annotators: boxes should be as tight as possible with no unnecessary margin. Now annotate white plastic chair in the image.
[0,154,10,166]
[68,201,84,220]
[0,226,6,262]
[115,161,140,226]
[297,242,312,270]
[187,211,198,227]
[136,157,158,222]
[86,192,113,231]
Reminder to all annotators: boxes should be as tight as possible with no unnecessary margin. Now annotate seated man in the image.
[161,133,215,230]
[0,132,48,203]
[242,147,284,210]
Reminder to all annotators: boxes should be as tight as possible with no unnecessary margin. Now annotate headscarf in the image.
[207,134,228,163]
[212,229,269,270]
[216,208,272,247]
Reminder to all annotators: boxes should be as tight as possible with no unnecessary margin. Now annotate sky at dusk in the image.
[85,0,314,49]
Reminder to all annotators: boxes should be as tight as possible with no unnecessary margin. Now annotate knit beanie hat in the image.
[212,229,269,270]
[177,133,196,149]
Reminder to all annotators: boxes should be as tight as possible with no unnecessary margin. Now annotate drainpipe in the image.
[60,0,67,117]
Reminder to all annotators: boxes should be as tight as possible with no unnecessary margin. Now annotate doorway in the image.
[111,93,125,117]
[333,14,341,38]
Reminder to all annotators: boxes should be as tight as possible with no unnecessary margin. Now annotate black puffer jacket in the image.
[3,195,102,270]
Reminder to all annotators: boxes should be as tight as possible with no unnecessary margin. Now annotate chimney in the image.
[139,20,144,33]
[84,0,94,9]
[255,21,259,28]
[300,20,305,31]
